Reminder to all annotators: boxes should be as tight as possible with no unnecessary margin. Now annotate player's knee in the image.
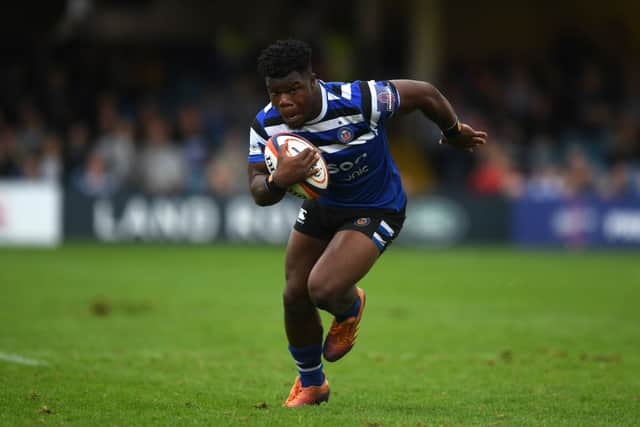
[308,287,333,311]
[307,274,338,311]
[282,285,310,311]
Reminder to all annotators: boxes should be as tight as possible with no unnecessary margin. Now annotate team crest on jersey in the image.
[337,127,354,143]
[355,217,371,226]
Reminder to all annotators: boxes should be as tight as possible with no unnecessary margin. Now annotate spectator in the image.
[137,116,186,194]
[597,161,635,199]
[206,128,246,196]
[525,164,567,200]
[72,149,117,197]
[95,118,136,191]
[468,143,523,197]
[16,101,46,156]
[39,133,63,183]
[20,153,41,179]
[64,121,92,184]
[607,112,639,163]
[564,146,597,197]
[178,104,210,193]
[0,126,20,177]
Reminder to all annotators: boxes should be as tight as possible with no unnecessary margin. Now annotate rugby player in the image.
[247,39,487,407]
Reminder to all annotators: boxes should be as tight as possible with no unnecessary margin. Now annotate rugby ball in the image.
[264,133,329,199]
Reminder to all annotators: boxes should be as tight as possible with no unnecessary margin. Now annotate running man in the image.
[247,39,487,407]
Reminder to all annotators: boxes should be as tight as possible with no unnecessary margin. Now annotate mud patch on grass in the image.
[89,297,155,316]
[581,353,621,364]
[90,298,111,316]
[500,350,513,363]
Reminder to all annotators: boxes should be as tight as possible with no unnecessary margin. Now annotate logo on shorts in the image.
[337,127,354,143]
[297,208,307,224]
[355,217,371,227]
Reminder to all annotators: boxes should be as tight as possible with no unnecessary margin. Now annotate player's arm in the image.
[248,161,286,206]
[390,79,487,151]
[248,142,320,206]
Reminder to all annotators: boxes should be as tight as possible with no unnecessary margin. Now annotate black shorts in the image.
[293,199,406,253]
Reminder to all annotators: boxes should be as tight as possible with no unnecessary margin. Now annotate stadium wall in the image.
[514,196,640,248]
[63,190,509,246]
[2,183,638,248]
[0,182,62,246]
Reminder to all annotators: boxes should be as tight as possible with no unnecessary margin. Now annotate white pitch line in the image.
[0,352,48,366]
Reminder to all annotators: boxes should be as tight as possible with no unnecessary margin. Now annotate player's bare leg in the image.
[284,230,328,345]
[307,230,380,362]
[282,230,330,407]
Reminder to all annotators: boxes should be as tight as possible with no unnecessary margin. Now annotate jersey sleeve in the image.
[248,117,268,163]
[358,80,400,130]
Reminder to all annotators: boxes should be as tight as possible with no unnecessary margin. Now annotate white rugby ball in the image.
[264,133,329,199]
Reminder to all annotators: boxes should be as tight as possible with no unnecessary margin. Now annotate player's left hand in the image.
[439,123,487,153]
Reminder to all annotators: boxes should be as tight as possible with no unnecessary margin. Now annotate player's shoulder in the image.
[322,80,373,116]
[252,101,287,141]
[323,79,395,103]
[322,80,364,101]
[250,103,280,143]
[253,102,279,127]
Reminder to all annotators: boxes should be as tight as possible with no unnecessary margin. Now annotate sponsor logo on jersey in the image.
[355,217,371,226]
[328,153,367,174]
[337,126,354,143]
[328,153,369,182]
[377,88,396,112]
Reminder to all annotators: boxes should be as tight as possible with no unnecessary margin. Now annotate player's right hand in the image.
[439,123,488,153]
[272,142,321,187]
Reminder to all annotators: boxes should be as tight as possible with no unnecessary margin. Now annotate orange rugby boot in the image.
[323,287,366,362]
[283,376,330,407]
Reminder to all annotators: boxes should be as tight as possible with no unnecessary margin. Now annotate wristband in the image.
[442,117,462,138]
[264,174,286,193]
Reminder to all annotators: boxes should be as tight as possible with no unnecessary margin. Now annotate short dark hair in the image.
[257,39,312,79]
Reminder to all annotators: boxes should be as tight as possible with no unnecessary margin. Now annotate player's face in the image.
[265,71,317,129]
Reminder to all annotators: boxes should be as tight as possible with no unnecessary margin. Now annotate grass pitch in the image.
[0,243,639,426]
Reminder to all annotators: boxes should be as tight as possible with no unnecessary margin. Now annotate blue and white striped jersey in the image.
[248,80,406,211]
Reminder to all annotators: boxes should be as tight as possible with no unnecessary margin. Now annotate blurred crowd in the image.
[436,37,640,200]
[0,39,639,200]
[0,44,260,197]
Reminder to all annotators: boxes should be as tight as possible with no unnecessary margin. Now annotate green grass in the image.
[0,244,639,426]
